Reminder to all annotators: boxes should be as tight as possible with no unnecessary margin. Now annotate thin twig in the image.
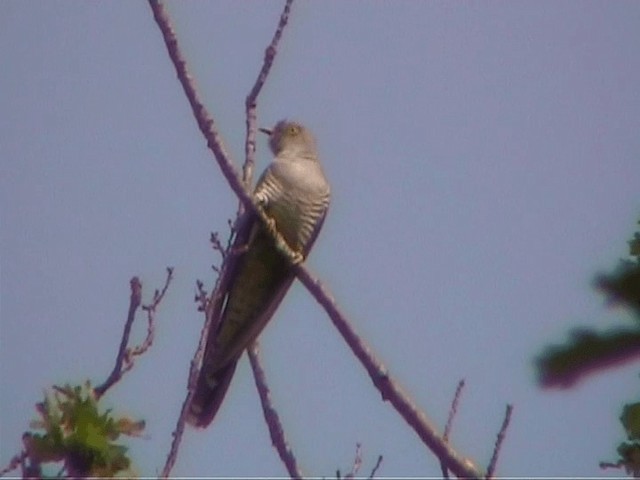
[243,0,294,191]
[486,404,513,479]
[344,443,362,479]
[295,266,484,479]
[248,343,304,479]
[444,379,465,442]
[93,276,142,398]
[162,226,251,477]
[195,280,208,312]
[241,3,301,477]
[0,451,27,477]
[162,369,194,477]
[210,231,226,259]
[440,379,466,479]
[94,268,173,398]
[368,455,383,479]
[162,255,235,478]
[132,267,173,356]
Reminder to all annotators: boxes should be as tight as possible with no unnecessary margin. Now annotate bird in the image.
[187,120,331,428]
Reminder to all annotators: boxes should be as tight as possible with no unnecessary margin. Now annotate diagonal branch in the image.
[150,1,499,477]
[149,0,251,215]
[295,267,484,479]
[151,1,301,477]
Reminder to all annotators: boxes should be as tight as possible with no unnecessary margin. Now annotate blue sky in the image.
[2,2,640,477]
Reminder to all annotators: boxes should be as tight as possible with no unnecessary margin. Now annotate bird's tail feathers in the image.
[186,359,239,428]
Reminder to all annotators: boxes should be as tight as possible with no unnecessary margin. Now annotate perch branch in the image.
[295,267,484,479]
[150,1,298,476]
[150,0,502,477]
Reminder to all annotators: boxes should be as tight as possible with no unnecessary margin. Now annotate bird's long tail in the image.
[186,359,239,428]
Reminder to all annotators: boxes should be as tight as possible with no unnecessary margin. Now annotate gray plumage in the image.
[187,120,330,428]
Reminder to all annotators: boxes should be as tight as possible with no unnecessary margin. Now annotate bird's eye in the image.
[288,125,299,135]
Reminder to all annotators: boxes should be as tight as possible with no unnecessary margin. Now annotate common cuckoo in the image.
[187,120,331,428]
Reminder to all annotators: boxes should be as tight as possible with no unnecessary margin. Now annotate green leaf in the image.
[621,403,640,440]
[24,382,142,477]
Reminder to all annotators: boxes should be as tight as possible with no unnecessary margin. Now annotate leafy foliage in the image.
[537,221,640,387]
[536,219,640,476]
[21,382,144,478]
[606,403,640,477]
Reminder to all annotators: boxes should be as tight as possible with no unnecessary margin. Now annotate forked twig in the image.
[93,276,142,398]
[343,443,362,479]
[94,269,173,398]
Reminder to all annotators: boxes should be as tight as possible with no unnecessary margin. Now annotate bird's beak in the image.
[258,127,272,136]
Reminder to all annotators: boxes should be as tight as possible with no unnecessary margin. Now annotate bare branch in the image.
[162,254,240,478]
[486,404,513,479]
[148,0,255,219]
[248,342,304,479]
[93,276,142,398]
[241,5,302,479]
[368,455,383,479]
[295,266,484,479]
[161,376,190,477]
[0,451,27,477]
[163,233,252,477]
[444,379,465,442]
[3,280,174,479]
[441,379,466,479]
[244,0,294,189]
[165,241,254,478]
[94,269,173,398]
[150,1,301,475]
[149,1,495,477]
[344,443,362,479]
[148,1,247,470]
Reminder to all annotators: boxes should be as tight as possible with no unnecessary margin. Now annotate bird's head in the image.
[260,120,318,159]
